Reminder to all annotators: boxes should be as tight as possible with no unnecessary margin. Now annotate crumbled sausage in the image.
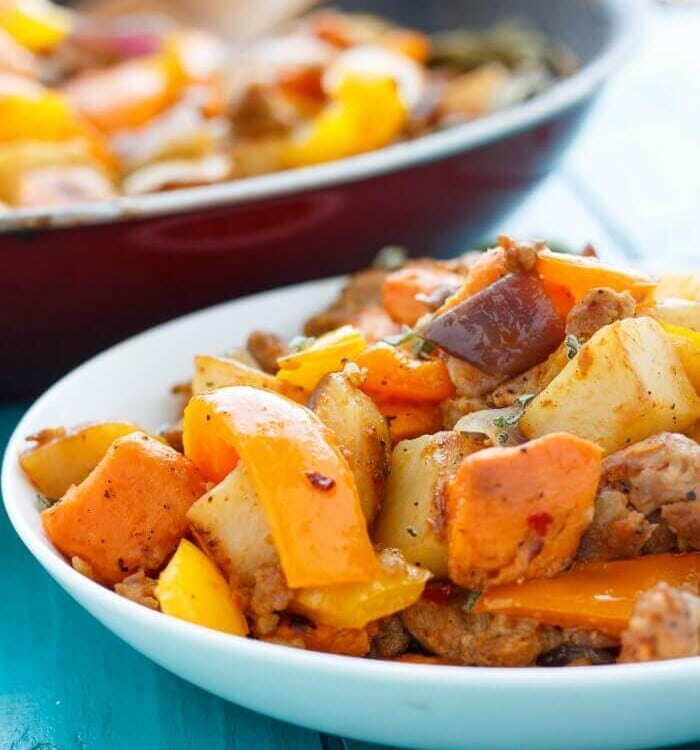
[566,287,635,341]
[401,594,562,667]
[619,583,700,663]
[578,433,700,561]
[246,330,288,374]
[114,569,159,610]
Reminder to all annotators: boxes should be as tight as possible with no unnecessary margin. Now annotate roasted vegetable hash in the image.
[22,238,700,666]
[0,0,575,208]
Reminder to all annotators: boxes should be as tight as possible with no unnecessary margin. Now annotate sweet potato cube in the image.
[446,433,602,588]
[42,432,206,584]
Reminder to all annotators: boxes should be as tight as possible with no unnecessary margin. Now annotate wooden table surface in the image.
[1,4,699,749]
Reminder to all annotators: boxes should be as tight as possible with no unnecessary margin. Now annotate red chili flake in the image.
[422,581,458,605]
[304,471,336,491]
[528,511,554,536]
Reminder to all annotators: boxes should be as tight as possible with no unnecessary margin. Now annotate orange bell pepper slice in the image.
[535,249,657,303]
[63,54,184,135]
[356,343,455,403]
[183,386,376,588]
[474,553,700,636]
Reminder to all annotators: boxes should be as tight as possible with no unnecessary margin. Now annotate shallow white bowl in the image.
[3,278,699,750]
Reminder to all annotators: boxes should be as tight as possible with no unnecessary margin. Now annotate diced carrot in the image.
[41,432,206,584]
[183,386,376,588]
[473,553,700,636]
[535,249,657,303]
[446,433,602,589]
[382,266,462,326]
[376,399,442,443]
[356,343,455,403]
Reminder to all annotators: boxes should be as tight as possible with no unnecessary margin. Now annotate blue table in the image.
[2,5,700,749]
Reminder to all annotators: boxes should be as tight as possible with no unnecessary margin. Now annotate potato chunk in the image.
[310,372,390,525]
[648,299,700,333]
[20,421,139,499]
[520,317,700,455]
[374,432,478,577]
[187,463,278,586]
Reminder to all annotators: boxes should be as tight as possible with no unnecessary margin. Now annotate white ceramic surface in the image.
[3,277,699,750]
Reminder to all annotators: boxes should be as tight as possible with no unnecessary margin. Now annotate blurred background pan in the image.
[0,0,636,398]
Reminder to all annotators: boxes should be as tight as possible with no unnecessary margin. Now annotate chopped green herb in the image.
[382,325,414,347]
[464,590,481,611]
[514,393,535,407]
[493,412,521,429]
[411,336,435,361]
[383,326,435,360]
[373,245,408,270]
[565,334,582,359]
[495,431,509,445]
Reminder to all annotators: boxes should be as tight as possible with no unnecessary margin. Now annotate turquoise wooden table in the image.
[2,5,700,749]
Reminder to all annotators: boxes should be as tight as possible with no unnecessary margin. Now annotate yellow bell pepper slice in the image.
[474,553,700,636]
[292,548,430,629]
[183,386,376,588]
[20,422,141,500]
[156,539,248,636]
[0,0,72,52]
[283,76,406,167]
[662,322,700,393]
[0,76,77,142]
[276,325,366,391]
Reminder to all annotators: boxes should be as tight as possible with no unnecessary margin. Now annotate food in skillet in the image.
[20,238,700,666]
[0,0,576,208]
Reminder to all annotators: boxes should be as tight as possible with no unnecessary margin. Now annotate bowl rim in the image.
[0,0,641,234]
[3,273,699,691]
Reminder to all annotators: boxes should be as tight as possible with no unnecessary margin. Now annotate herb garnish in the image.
[464,590,481,611]
[288,335,316,353]
[383,325,435,360]
[565,334,583,359]
[492,394,534,445]
[373,245,408,270]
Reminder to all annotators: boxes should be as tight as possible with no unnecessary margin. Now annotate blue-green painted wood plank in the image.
[0,403,323,750]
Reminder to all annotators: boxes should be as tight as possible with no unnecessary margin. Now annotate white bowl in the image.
[3,277,699,750]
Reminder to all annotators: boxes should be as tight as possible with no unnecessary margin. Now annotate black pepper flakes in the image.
[687,490,697,501]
